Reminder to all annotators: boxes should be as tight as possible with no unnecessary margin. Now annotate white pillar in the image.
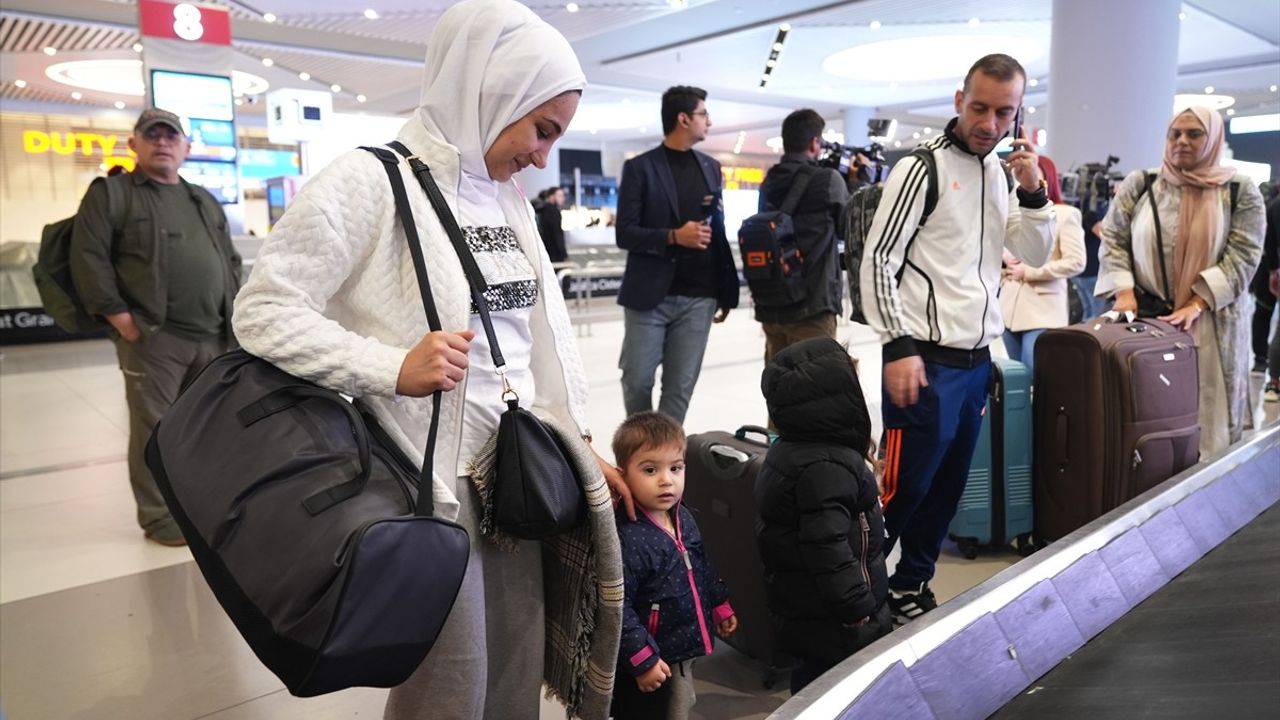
[1046,0,1181,174]
[842,106,876,146]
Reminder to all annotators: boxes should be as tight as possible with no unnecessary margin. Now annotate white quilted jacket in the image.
[233,120,591,523]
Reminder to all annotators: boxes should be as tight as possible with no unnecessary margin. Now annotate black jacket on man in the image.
[755,337,891,663]
[615,145,740,312]
[755,154,849,324]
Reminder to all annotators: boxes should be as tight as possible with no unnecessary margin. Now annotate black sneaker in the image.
[888,583,937,626]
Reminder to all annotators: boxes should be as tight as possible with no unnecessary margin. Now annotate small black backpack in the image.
[738,165,821,308]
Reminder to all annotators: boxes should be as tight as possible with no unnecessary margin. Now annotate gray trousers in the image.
[618,296,717,424]
[385,480,546,720]
[114,330,226,536]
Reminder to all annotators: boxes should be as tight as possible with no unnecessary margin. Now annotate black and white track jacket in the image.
[859,120,1056,362]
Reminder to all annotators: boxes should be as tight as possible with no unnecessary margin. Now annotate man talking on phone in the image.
[859,54,1055,625]
[615,85,739,423]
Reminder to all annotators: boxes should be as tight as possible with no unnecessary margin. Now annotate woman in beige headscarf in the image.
[1097,105,1265,456]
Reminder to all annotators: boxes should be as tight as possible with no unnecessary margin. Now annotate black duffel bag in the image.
[145,143,476,697]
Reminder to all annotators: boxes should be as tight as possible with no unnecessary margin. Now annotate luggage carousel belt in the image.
[993,504,1280,719]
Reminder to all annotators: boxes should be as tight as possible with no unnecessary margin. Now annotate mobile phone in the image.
[1011,106,1024,147]
[700,194,715,225]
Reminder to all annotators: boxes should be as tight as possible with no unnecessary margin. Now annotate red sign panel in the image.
[139,0,232,46]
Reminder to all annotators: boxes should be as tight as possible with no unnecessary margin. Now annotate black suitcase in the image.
[683,426,786,687]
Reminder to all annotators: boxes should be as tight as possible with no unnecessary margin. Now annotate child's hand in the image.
[636,659,671,692]
[716,615,738,638]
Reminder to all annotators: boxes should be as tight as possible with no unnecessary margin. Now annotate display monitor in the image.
[187,118,237,162]
[150,69,235,122]
[179,161,240,204]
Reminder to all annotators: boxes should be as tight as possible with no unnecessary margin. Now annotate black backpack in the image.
[843,148,938,325]
[738,165,820,308]
[32,174,132,333]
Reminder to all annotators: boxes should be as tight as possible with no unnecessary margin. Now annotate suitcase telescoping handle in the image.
[1054,406,1069,469]
[734,425,774,447]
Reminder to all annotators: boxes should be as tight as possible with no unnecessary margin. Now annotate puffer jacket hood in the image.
[761,337,871,451]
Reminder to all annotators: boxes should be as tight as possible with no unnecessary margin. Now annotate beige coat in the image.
[1000,204,1087,331]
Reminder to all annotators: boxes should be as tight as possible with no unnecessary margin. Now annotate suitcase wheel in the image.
[1014,533,1038,557]
[953,536,980,560]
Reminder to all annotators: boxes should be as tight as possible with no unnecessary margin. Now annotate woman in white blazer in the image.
[1000,156,1086,375]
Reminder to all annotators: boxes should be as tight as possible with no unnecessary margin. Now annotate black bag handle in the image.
[385,140,509,376]
[360,145,447,518]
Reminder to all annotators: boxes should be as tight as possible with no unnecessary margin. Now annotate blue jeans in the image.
[881,360,991,590]
[1002,328,1045,376]
[619,295,717,423]
[1075,274,1106,319]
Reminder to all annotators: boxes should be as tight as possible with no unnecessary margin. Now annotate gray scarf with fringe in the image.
[468,416,623,719]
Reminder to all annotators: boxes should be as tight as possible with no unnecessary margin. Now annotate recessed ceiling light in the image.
[132,43,143,53]
[262,57,274,67]
[263,13,276,22]
[668,0,688,8]
[766,59,776,68]
[869,20,881,30]
[894,140,902,147]
[235,98,244,106]
[968,17,980,27]
[299,72,310,81]
[1173,93,1234,111]
[70,91,82,100]
[772,42,784,52]
[1178,11,1187,20]
[364,9,379,19]
[1272,85,1278,92]
[1226,108,1236,116]
[356,94,367,103]
[1204,85,1214,94]
[45,59,271,97]
[912,131,921,139]
[565,2,579,12]
[923,127,932,134]
[1028,78,1039,87]
[43,47,57,56]
[825,36,1044,83]
[780,23,791,32]
[1027,106,1037,114]
[113,100,125,109]
[330,84,342,93]
[14,79,27,88]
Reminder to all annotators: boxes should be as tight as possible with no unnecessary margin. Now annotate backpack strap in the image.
[1229,180,1240,216]
[104,173,132,230]
[909,147,940,226]
[777,164,819,216]
[1131,172,1172,302]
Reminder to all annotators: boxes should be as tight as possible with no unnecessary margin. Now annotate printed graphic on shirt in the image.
[462,225,538,314]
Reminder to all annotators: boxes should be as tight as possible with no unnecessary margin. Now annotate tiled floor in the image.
[2,301,1274,719]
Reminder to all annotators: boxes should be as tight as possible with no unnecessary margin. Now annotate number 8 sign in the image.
[138,0,232,46]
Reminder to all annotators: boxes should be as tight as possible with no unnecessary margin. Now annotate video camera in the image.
[816,118,896,185]
[1063,154,1122,217]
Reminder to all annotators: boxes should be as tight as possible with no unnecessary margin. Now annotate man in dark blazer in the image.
[615,85,740,423]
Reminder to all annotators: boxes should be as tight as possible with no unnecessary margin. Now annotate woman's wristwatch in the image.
[1189,296,1208,314]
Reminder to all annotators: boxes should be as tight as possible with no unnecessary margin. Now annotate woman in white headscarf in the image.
[234,1,624,717]
[1097,105,1265,456]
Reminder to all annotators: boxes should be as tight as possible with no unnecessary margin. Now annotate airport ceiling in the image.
[1,0,1277,157]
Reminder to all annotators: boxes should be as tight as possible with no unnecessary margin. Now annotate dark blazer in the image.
[615,145,740,311]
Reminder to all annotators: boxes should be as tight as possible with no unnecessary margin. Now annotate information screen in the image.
[150,70,235,122]
[188,119,237,162]
[150,69,239,203]
[179,161,240,204]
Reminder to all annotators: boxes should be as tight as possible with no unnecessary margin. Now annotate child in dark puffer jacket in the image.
[755,337,893,694]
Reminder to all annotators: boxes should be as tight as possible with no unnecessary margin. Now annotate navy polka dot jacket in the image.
[616,503,734,676]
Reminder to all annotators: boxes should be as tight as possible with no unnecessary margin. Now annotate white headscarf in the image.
[416,0,585,213]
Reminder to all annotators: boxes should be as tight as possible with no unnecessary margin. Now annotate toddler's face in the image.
[621,443,686,514]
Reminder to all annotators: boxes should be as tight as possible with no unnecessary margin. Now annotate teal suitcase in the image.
[948,357,1035,558]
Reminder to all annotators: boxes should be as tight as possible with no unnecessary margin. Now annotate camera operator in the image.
[755,109,849,362]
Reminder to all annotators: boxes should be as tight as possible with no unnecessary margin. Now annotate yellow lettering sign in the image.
[21,130,132,159]
[103,156,136,173]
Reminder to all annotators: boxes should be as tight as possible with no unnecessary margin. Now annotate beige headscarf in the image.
[1160,106,1236,309]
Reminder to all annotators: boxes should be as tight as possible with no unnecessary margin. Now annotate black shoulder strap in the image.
[385,140,506,372]
[909,147,939,225]
[778,165,819,216]
[1230,180,1240,216]
[1136,172,1172,301]
[359,144,442,518]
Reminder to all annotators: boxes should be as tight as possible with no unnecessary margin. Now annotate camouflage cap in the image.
[134,107,185,135]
